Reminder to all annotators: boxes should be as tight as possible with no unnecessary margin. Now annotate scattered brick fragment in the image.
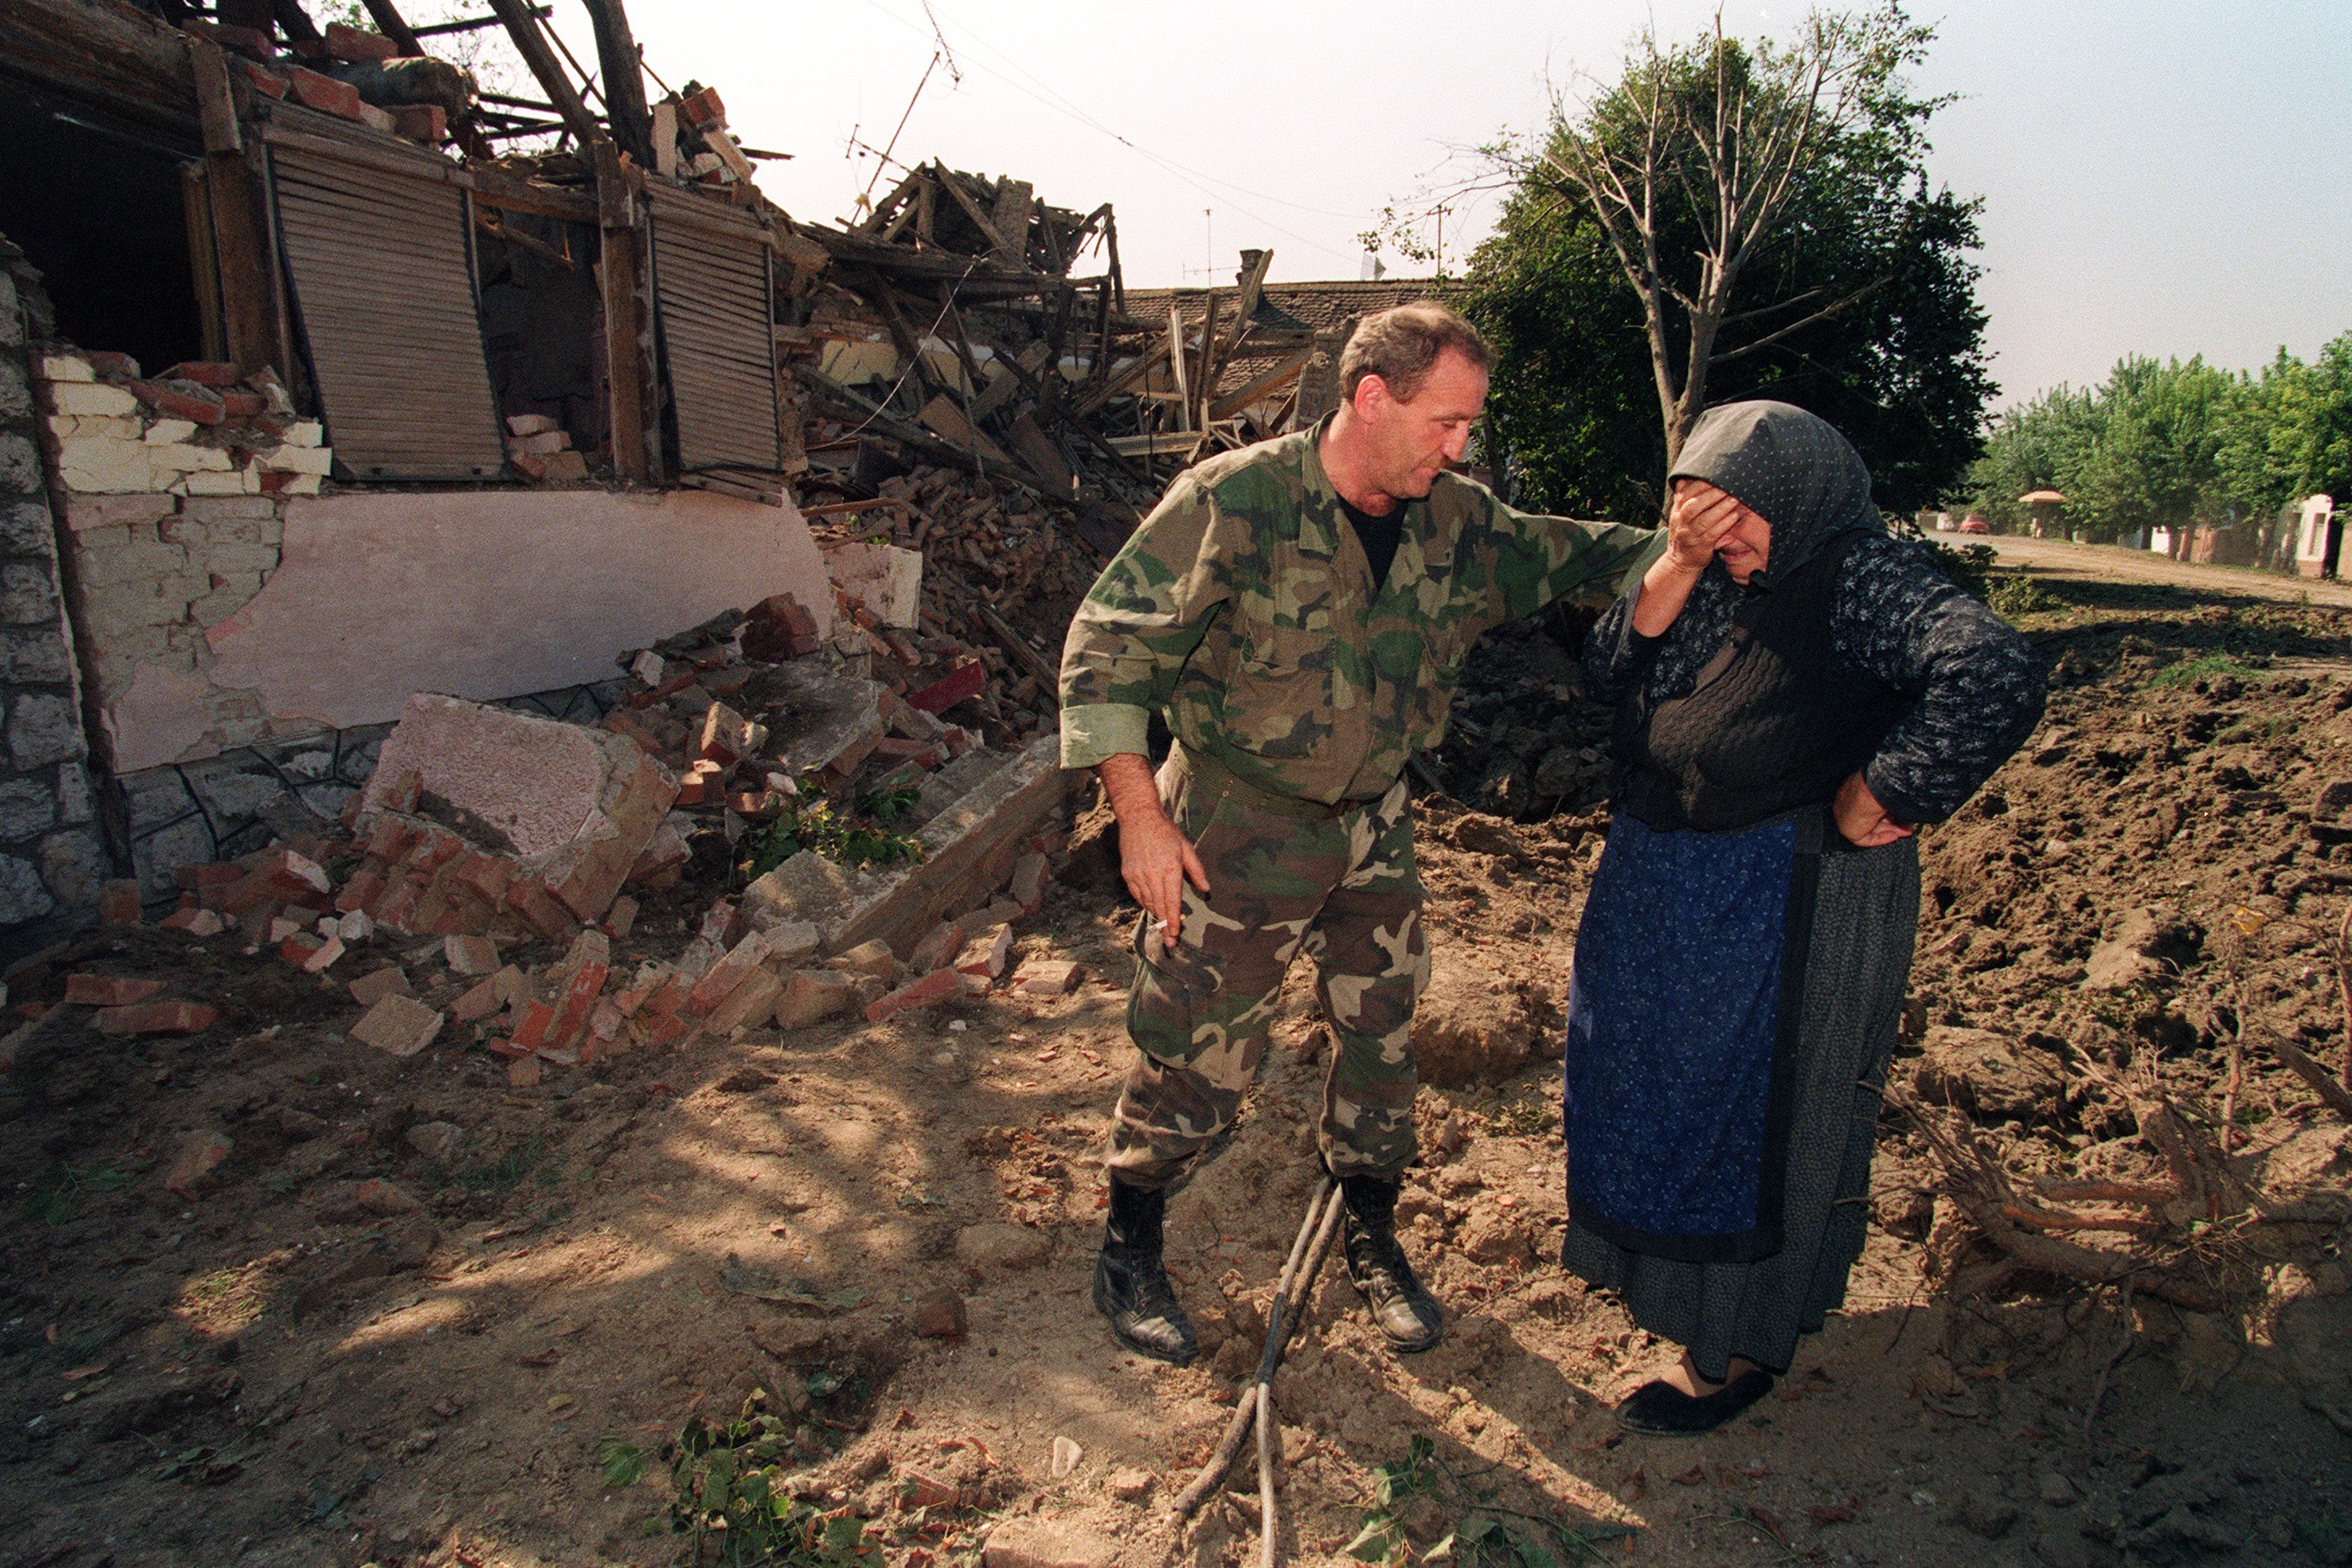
[1013,958,1083,997]
[705,968,784,1035]
[443,933,500,976]
[164,1131,234,1199]
[351,994,444,1058]
[953,923,1015,982]
[863,966,982,1023]
[348,967,412,1008]
[98,1000,222,1036]
[63,974,163,1007]
[99,880,142,926]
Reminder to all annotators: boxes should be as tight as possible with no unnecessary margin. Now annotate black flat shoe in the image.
[1614,1370,1776,1436]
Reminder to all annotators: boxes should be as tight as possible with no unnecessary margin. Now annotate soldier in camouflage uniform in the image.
[1058,302,1657,1364]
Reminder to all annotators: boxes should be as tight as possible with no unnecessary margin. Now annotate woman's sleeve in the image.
[1833,537,2046,824]
[1580,578,1668,707]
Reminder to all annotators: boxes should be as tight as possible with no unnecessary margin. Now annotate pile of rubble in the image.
[38,351,331,498]
[185,16,468,148]
[42,545,1089,1081]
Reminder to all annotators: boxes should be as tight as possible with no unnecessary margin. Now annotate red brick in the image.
[505,880,575,939]
[373,875,425,935]
[909,921,964,975]
[64,974,163,1007]
[642,1011,690,1047]
[1007,852,1050,916]
[543,930,611,1050]
[160,361,243,387]
[741,593,822,660]
[176,862,246,891]
[510,999,557,1054]
[98,881,142,926]
[186,18,276,60]
[334,866,387,916]
[448,972,505,1023]
[158,903,204,932]
[675,760,725,806]
[446,849,511,905]
[278,931,325,967]
[350,995,443,1058]
[324,21,399,60]
[237,58,289,98]
[686,931,773,1016]
[126,378,224,425]
[400,826,464,875]
[508,1055,543,1088]
[603,895,639,939]
[97,1001,223,1037]
[362,816,417,862]
[1012,958,1083,996]
[217,389,264,419]
[284,65,366,121]
[643,970,696,1019]
[678,85,727,130]
[348,966,411,1008]
[953,923,1014,982]
[443,932,500,976]
[907,660,986,715]
[863,966,982,1023]
[703,968,783,1035]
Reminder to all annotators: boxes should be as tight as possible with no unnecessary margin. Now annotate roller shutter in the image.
[648,190,782,473]
[269,141,504,480]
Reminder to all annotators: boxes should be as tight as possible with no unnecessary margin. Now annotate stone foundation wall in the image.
[0,242,110,945]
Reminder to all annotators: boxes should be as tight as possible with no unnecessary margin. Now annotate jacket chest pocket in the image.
[1222,622,1338,761]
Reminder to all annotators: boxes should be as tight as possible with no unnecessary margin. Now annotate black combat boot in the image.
[1093,1178,1197,1365]
[1340,1171,1443,1353]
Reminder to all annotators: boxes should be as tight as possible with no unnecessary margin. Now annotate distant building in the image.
[2292,494,2340,579]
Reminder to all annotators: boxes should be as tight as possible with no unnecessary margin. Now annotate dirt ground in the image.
[2,552,2349,1568]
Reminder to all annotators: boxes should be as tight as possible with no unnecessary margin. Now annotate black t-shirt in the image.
[1339,494,1404,592]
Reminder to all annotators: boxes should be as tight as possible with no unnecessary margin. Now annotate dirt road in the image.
[1988,534,2352,610]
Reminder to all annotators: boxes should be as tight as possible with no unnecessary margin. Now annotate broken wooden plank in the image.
[1208,346,1316,423]
[918,394,1015,468]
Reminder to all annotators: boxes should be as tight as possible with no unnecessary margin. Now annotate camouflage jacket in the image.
[1058,417,1660,804]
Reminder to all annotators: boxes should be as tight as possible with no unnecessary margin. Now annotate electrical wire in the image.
[853,0,1368,264]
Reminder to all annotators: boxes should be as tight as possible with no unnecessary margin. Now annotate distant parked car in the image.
[1958,515,1991,534]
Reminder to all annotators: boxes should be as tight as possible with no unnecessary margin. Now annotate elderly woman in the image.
[1563,401,2044,1436]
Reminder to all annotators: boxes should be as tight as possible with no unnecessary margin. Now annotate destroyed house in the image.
[0,0,1447,958]
[0,0,852,948]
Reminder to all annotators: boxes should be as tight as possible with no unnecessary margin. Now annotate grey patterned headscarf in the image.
[1638,400,1885,702]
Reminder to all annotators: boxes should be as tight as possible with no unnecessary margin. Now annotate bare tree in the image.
[1537,5,1939,467]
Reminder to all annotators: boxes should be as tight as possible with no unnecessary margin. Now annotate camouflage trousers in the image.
[1104,745,1429,1191]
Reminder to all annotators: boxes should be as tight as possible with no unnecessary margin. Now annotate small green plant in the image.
[2145,651,2261,691]
[20,1163,135,1225]
[623,1392,877,1566]
[1987,573,2062,620]
[1348,1434,1439,1566]
[739,782,925,880]
[1348,1433,1636,1566]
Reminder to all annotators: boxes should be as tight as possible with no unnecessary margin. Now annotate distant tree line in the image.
[1965,335,2352,548]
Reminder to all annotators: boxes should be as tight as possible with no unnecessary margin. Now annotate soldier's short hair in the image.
[1339,302,1493,404]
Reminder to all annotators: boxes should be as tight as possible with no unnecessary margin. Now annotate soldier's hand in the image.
[1122,810,1210,938]
[1098,752,1214,938]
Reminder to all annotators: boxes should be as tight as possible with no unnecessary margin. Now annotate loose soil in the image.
[2,556,2348,1568]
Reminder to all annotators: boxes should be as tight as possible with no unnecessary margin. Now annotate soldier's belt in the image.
[1171,741,1388,822]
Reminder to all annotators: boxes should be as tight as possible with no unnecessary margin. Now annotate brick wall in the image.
[0,241,109,946]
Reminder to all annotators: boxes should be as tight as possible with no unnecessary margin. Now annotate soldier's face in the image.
[1362,350,1490,501]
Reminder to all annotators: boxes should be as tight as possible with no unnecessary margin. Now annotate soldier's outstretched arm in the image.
[1487,499,1668,622]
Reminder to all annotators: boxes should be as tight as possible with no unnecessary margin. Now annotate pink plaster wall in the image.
[108,488,835,770]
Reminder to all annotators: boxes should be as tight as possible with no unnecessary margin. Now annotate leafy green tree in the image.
[1965,385,2101,533]
[1452,4,1992,520]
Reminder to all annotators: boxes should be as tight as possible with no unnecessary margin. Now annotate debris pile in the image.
[184,16,472,148]
[38,352,331,498]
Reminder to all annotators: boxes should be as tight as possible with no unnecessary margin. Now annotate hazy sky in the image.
[542,1,2351,410]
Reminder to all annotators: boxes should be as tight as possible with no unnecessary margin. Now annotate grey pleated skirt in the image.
[1560,835,1919,1383]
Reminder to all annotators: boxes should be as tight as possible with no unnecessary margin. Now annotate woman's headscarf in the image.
[1636,400,1885,701]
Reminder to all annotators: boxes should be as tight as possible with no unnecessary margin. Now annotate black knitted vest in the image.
[1615,533,1912,834]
